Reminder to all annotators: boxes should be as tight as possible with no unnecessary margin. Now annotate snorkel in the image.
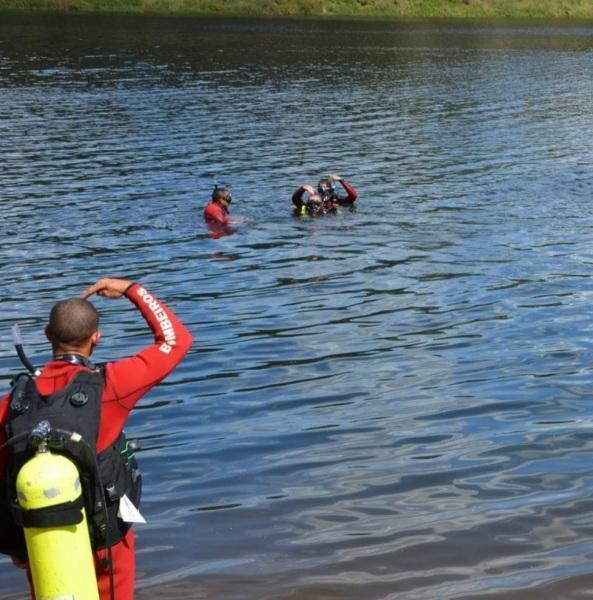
[12,324,40,376]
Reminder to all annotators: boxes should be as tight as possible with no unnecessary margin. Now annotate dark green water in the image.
[2,14,593,599]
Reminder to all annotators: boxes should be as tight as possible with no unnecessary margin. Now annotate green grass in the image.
[2,0,593,18]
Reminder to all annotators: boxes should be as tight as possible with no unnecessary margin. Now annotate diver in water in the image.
[203,185,234,237]
[292,173,358,216]
[204,185,232,226]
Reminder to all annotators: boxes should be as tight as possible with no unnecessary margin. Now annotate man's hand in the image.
[82,278,133,300]
[303,184,315,194]
[330,173,342,182]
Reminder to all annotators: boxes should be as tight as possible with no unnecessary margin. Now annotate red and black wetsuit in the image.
[0,283,193,600]
[292,179,358,212]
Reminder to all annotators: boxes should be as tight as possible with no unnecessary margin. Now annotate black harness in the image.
[0,366,142,562]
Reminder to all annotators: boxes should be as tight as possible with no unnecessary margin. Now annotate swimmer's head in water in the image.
[212,185,232,204]
[305,193,325,216]
[317,178,337,200]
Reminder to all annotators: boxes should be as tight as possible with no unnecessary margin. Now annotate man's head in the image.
[317,178,335,199]
[306,193,324,215]
[46,298,100,355]
[212,186,232,208]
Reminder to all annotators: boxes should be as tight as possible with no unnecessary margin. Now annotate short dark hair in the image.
[212,186,231,202]
[47,298,99,346]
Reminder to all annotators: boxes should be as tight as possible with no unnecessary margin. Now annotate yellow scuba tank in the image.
[16,445,99,600]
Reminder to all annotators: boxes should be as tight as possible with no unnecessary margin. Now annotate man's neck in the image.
[52,351,95,369]
[52,346,92,359]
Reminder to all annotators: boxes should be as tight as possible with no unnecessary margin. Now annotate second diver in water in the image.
[292,173,358,217]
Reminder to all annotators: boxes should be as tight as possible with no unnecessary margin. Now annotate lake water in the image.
[3,13,593,599]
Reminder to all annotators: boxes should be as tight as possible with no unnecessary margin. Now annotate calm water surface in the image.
[3,14,593,599]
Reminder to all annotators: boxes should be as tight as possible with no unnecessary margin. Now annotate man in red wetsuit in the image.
[292,173,358,216]
[0,277,192,600]
[203,185,233,237]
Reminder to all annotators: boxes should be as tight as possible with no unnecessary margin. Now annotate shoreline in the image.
[2,0,593,19]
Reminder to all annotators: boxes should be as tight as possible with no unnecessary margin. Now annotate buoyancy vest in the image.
[0,369,142,562]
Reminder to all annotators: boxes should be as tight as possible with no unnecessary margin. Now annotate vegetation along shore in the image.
[2,0,593,18]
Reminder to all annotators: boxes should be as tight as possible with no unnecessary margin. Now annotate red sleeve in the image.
[337,180,358,205]
[97,283,193,450]
[0,392,10,476]
[204,202,229,225]
[292,186,306,208]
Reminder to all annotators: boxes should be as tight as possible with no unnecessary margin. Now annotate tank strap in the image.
[12,496,84,528]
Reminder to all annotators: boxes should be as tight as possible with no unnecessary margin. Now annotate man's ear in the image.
[91,330,101,346]
[45,325,53,343]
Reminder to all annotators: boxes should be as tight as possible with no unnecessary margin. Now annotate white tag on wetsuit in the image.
[118,494,147,524]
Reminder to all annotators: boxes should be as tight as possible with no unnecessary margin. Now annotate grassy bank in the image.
[2,0,593,18]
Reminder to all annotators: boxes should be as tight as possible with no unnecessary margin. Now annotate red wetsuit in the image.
[0,283,193,600]
[203,201,232,237]
[203,201,230,226]
[292,179,358,211]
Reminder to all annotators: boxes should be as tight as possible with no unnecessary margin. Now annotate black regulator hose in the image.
[0,431,29,453]
[11,325,39,376]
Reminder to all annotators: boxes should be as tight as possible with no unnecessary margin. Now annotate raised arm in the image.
[331,174,358,206]
[85,281,193,410]
[292,184,315,209]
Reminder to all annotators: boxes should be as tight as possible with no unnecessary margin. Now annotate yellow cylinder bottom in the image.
[17,451,99,600]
